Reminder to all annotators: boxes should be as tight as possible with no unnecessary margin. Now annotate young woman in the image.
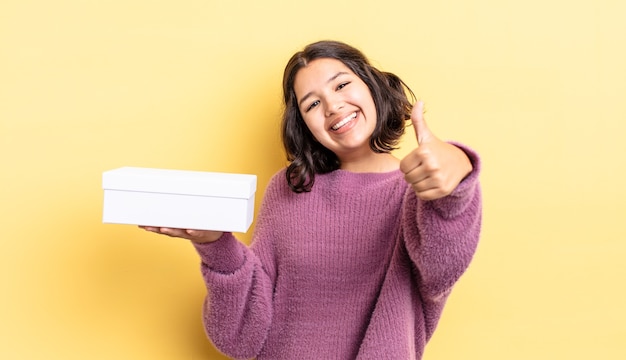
[142,40,482,360]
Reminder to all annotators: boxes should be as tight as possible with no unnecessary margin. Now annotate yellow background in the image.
[2,0,625,359]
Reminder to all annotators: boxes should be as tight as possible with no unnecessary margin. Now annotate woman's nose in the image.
[324,97,344,117]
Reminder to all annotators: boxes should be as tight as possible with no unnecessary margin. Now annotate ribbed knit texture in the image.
[193,145,482,360]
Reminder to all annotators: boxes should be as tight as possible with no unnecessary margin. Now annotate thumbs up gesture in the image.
[399,101,473,200]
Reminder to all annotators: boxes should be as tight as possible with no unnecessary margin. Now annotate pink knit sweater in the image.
[193,146,481,360]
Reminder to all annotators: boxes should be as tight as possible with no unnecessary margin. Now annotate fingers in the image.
[411,100,433,145]
[399,143,437,179]
[140,226,188,238]
[139,226,223,243]
[410,100,424,142]
[405,171,453,201]
[139,226,159,233]
[411,186,450,201]
[401,150,446,200]
[402,101,473,201]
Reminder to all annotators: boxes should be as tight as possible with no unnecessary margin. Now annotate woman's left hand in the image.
[139,226,224,243]
[399,101,473,200]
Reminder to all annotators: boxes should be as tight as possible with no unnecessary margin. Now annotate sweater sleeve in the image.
[191,174,282,359]
[402,142,482,301]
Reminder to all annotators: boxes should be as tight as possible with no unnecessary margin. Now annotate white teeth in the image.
[332,112,357,130]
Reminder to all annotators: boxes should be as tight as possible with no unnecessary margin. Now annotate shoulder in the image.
[267,168,288,190]
[261,168,292,202]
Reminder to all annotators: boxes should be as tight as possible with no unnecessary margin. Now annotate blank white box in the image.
[102,167,256,233]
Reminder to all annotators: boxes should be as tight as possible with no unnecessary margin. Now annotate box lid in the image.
[102,167,256,198]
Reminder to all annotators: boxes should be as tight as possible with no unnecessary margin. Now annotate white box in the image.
[102,167,256,233]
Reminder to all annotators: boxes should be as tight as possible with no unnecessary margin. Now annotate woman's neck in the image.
[339,152,400,173]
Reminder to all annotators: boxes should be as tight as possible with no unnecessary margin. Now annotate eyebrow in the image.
[298,71,349,107]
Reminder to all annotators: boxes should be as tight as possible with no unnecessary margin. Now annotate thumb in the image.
[411,100,433,145]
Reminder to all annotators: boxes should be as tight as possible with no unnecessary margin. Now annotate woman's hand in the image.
[139,226,223,243]
[399,101,473,200]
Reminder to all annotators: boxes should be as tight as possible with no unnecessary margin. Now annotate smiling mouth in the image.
[331,112,357,131]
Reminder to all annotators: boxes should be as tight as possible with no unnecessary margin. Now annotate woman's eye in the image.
[337,82,350,90]
[306,100,320,112]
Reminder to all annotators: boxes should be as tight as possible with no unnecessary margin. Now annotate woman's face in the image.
[293,58,377,161]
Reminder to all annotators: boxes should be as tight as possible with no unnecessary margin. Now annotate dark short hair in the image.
[281,40,414,193]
